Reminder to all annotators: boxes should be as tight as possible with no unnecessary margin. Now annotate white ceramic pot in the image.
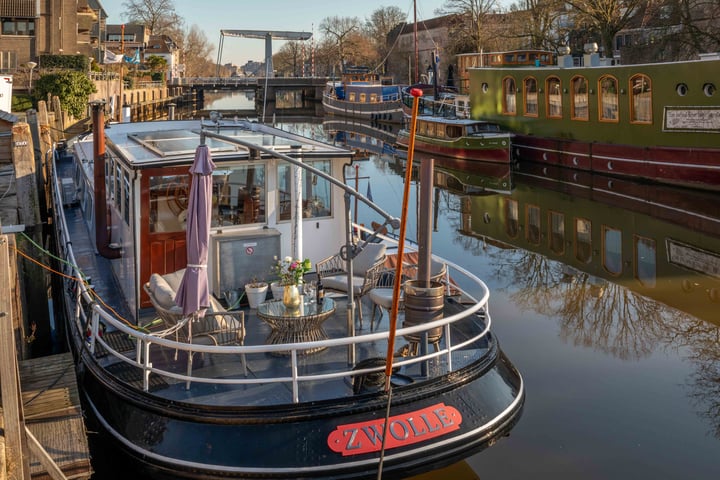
[245,283,268,308]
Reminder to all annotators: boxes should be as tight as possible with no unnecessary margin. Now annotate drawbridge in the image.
[216,30,312,77]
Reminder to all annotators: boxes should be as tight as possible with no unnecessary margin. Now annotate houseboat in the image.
[322,66,404,124]
[467,47,720,191]
[48,107,524,478]
[396,115,512,163]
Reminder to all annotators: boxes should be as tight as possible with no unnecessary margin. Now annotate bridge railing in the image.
[169,77,259,87]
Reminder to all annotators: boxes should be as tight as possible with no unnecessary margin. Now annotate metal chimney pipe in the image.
[91,101,120,259]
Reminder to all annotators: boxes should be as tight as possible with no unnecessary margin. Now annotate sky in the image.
[102,0,448,66]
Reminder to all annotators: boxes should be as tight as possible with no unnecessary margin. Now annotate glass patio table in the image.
[257,296,336,355]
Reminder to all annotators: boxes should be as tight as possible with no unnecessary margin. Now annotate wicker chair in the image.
[143,269,246,381]
[316,243,387,329]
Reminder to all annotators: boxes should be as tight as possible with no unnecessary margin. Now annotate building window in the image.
[524,77,538,116]
[2,18,35,36]
[571,76,589,120]
[599,75,619,122]
[630,74,652,124]
[278,161,331,221]
[0,51,17,72]
[502,76,516,115]
[546,76,562,118]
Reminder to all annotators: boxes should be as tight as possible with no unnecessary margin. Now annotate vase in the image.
[282,284,301,310]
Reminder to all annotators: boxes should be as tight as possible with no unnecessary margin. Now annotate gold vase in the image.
[282,284,301,310]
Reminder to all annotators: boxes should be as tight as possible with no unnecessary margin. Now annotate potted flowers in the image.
[244,277,268,309]
[272,257,312,309]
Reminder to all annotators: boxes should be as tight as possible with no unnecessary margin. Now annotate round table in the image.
[257,297,336,355]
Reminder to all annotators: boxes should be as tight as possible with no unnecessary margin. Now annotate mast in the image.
[414,0,418,84]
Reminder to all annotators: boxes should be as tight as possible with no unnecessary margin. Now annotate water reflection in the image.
[280,117,720,478]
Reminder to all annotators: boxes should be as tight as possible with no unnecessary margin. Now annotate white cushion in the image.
[149,273,178,310]
[323,274,366,295]
[353,244,386,275]
[162,268,186,291]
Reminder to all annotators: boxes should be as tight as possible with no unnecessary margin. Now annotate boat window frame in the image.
[277,159,333,223]
[629,73,652,124]
[523,76,538,117]
[570,75,589,121]
[598,74,620,123]
[545,76,563,119]
[502,76,517,115]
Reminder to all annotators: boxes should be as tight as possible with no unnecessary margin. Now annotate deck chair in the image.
[144,269,247,384]
[316,243,387,329]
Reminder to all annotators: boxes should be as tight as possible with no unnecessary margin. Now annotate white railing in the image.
[51,149,493,405]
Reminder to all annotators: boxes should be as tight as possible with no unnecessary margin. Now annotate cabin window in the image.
[502,77,517,115]
[571,76,589,120]
[149,174,190,233]
[546,76,562,118]
[348,92,356,102]
[505,199,519,238]
[634,235,656,287]
[599,75,619,122]
[123,171,131,226]
[575,218,592,263]
[278,160,331,222]
[427,122,436,138]
[603,227,622,275]
[114,164,122,207]
[359,93,367,103]
[526,205,541,245]
[446,125,462,138]
[549,211,564,255]
[524,77,538,116]
[630,74,652,124]
[370,93,378,103]
[212,164,266,226]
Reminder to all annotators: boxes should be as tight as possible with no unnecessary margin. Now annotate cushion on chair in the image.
[149,273,178,310]
[353,244,386,275]
[323,274,367,295]
[162,268,186,292]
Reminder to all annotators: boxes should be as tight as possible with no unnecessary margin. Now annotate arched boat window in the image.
[630,74,652,124]
[503,76,517,115]
[599,75,619,122]
[546,76,562,118]
[505,199,519,238]
[524,76,538,116]
[571,75,589,120]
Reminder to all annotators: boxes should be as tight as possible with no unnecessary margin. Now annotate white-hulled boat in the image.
[49,106,524,478]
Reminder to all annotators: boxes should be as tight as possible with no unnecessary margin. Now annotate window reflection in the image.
[635,235,656,287]
[599,75,619,121]
[526,205,541,245]
[603,227,622,274]
[503,76,517,114]
[546,76,562,118]
[505,199,519,238]
[630,74,652,123]
[575,218,592,263]
[524,77,538,116]
[571,76,589,120]
[278,160,332,221]
[549,211,564,254]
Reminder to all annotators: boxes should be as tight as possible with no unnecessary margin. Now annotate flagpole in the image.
[119,24,124,122]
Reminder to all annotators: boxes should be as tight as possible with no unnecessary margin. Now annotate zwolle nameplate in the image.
[327,403,462,455]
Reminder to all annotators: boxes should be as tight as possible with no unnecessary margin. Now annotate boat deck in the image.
[61,184,489,407]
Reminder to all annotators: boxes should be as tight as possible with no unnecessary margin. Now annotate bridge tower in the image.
[216,30,312,77]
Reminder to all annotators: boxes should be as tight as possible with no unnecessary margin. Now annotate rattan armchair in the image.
[316,243,387,329]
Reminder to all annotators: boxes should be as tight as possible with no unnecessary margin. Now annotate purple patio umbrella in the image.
[175,143,215,317]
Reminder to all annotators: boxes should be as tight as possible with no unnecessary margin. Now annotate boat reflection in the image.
[322,118,399,156]
[451,164,720,440]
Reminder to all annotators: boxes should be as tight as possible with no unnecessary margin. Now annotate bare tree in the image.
[122,0,183,35]
[509,0,569,50]
[273,41,305,77]
[319,16,363,73]
[437,0,500,52]
[565,0,648,57]
[180,25,216,77]
[672,0,720,57]
[364,6,407,72]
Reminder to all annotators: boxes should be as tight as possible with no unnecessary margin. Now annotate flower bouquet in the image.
[272,256,312,286]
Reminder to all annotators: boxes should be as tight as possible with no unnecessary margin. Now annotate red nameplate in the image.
[327,403,462,456]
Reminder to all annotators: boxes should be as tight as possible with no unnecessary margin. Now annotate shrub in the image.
[33,71,97,118]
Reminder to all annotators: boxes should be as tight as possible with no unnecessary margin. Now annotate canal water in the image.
[303,117,720,479]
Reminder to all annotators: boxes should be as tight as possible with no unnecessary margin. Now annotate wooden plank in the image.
[0,235,30,480]
[18,353,79,420]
